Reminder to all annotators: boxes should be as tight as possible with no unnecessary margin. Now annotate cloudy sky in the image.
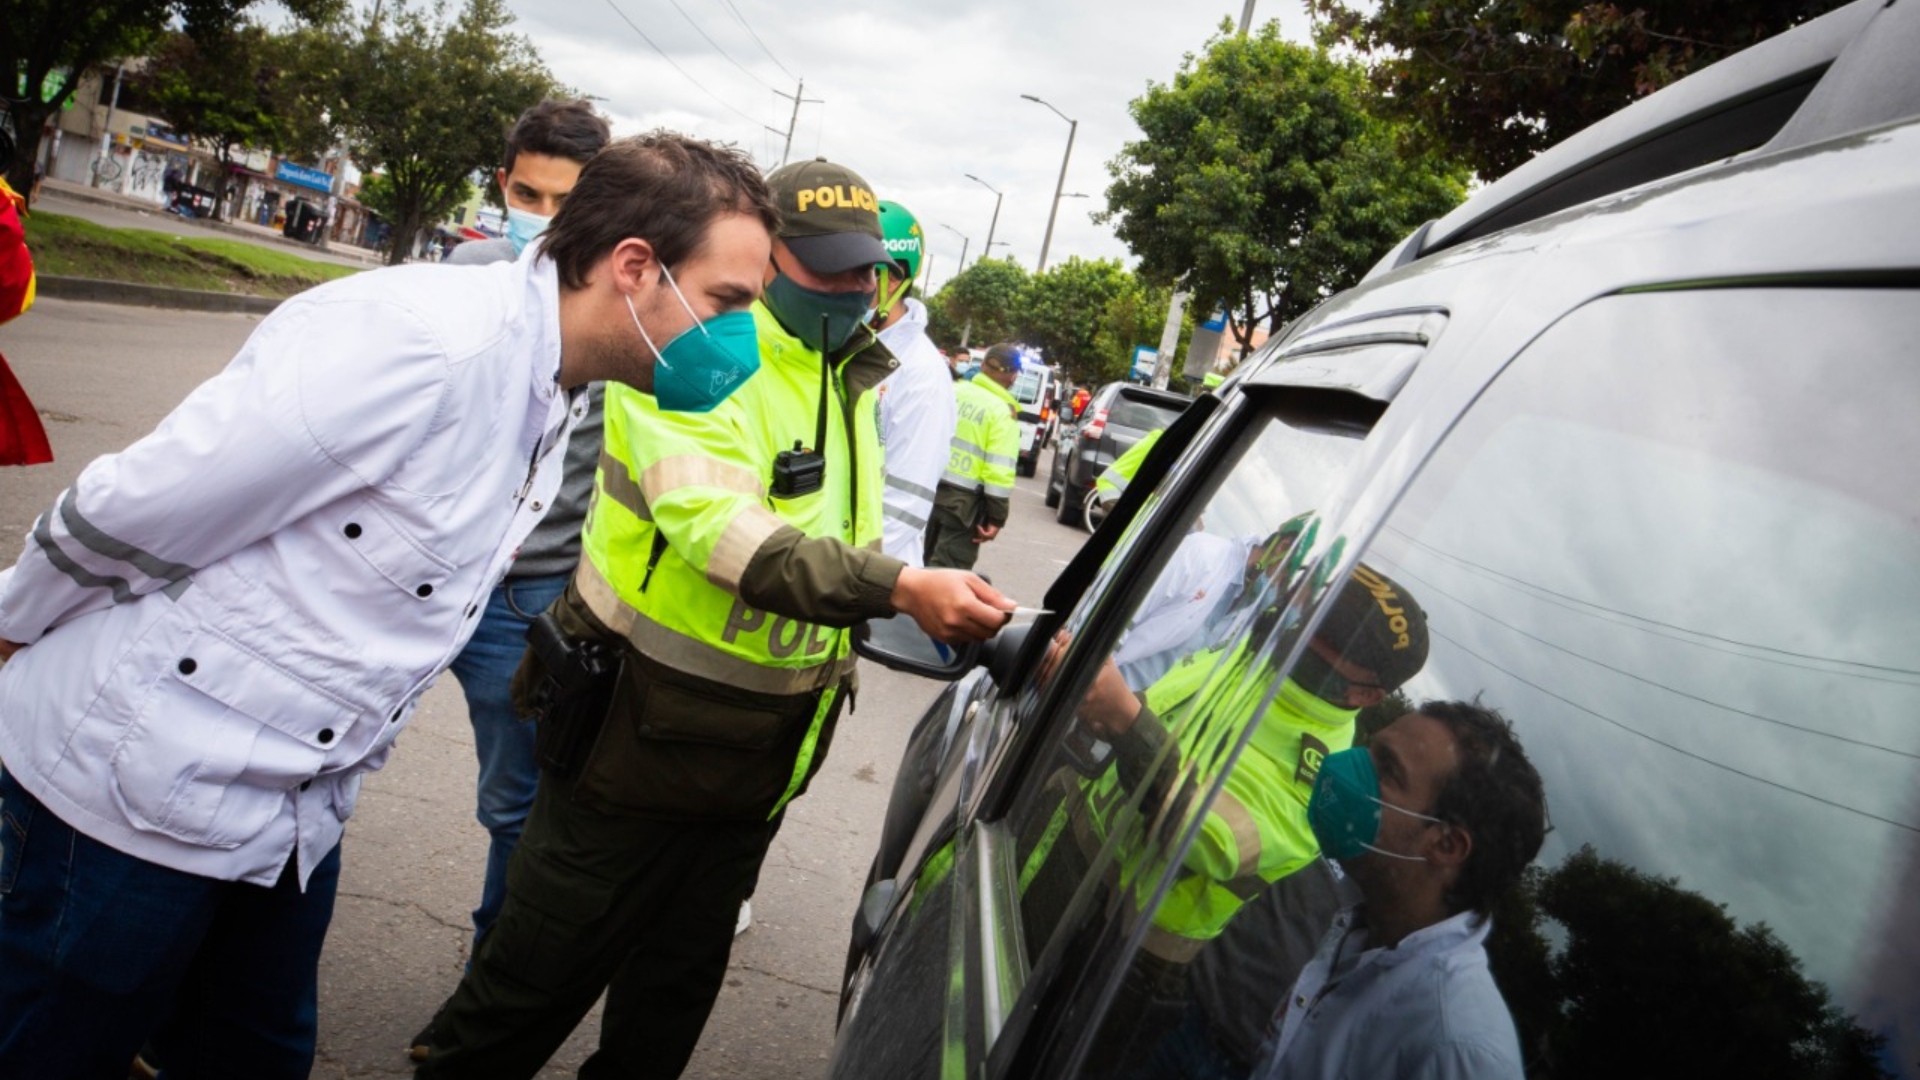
[493,0,1315,292]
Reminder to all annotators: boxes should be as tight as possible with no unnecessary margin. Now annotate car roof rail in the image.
[1370,0,1881,276]
[1764,0,1920,154]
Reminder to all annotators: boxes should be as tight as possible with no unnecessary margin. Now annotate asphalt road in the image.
[0,298,1087,1079]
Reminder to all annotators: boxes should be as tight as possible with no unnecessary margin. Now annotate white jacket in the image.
[0,252,579,887]
[1258,905,1525,1080]
[875,298,959,566]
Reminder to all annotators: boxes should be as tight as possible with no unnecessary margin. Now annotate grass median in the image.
[23,212,361,299]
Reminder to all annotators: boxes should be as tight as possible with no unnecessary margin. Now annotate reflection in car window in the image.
[1256,289,1920,1079]
[995,406,1374,1068]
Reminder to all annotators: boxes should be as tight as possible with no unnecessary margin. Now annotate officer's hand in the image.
[1078,659,1141,738]
[891,567,1014,644]
[973,523,1001,543]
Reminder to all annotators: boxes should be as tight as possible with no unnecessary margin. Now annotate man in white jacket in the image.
[1258,701,1548,1080]
[871,200,958,566]
[0,132,780,1079]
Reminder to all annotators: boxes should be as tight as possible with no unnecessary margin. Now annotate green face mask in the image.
[626,265,761,412]
[1307,745,1445,862]
[762,269,874,353]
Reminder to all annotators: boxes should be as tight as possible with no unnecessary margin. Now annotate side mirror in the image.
[853,614,980,679]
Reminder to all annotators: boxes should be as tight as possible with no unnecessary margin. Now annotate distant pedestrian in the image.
[0,132,778,1079]
[926,343,1023,570]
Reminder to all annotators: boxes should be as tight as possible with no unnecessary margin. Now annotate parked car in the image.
[1012,363,1060,478]
[1045,382,1190,528]
[834,2,1920,1077]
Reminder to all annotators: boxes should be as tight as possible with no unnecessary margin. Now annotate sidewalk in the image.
[37,177,386,270]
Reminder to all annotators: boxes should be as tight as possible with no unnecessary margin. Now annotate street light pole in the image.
[939,222,970,282]
[1021,94,1078,271]
[965,173,1002,263]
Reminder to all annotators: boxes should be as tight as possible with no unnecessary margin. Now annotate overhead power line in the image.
[661,0,778,93]
[598,0,773,134]
[712,0,799,82]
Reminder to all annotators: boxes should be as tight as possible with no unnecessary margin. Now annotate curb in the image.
[38,276,283,315]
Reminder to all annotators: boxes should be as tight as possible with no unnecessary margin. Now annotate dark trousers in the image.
[0,768,340,1080]
[416,777,774,1080]
[924,506,982,571]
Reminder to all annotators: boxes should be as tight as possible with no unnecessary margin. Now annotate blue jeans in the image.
[0,768,341,1080]
[447,572,568,946]
[1122,999,1254,1080]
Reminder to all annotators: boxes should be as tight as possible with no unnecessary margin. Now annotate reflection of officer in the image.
[417,156,1012,1080]
[1023,564,1430,1076]
[927,342,1023,570]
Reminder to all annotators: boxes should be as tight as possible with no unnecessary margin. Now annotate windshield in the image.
[1110,396,1185,431]
[1013,370,1046,405]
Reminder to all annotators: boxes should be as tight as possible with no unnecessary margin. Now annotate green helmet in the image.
[877,200,925,280]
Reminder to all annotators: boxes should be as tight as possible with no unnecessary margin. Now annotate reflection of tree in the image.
[1354,688,1412,744]
[1484,846,1891,1079]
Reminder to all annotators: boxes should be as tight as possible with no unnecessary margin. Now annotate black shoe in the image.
[407,1018,435,1063]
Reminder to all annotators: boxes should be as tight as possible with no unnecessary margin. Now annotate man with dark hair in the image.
[0,130,776,1079]
[407,97,611,1063]
[450,98,611,266]
[926,342,1023,570]
[1259,700,1548,1080]
[414,156,1012,1080]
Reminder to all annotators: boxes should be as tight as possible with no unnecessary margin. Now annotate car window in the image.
[1014,370,1046,405]
[992,401,1371,1070]
[1108,396,1185,432]
[1229,288,1920,1080]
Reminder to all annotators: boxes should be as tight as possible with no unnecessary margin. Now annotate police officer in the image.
[926,342,1023,570]
[415,157,1013,1080]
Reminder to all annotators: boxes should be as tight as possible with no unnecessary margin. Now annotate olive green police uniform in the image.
[420,161,904,1080]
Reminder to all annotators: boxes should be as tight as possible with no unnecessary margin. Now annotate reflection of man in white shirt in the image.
[1113,522,1307,688]
[1257,702,1549,1080]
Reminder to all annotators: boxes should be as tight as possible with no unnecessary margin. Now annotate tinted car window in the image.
[1248,288,1920,1078]
[990,402,1371,1070]
[1108,397,1185,432]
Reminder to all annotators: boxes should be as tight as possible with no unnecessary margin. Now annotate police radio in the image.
[772,313,835,498]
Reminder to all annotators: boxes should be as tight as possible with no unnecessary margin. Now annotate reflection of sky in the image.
[1368,397,1920,1069]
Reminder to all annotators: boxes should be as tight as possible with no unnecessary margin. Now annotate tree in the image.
[934,257,1029,349]
[144,24,299,220]
[1016,257,1141,385]
[1308,0,1852,179]
[1091,277,1186,386]
[301,0,558,264]
[0,0,339,200]
[1100,25,1468,353]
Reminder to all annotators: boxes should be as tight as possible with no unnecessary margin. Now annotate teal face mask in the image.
[761,269,874,353]
[1307,746,1445,862]
[626,265,761,412]
[505,207,551,257]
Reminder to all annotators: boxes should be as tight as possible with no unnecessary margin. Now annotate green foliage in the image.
[293,0,558,264]
[1482,845,1893,1079]
[1100,24,1468,351]
[0,0,341,197]
[936,256,1029,348]
[1309,0,1852,179]
[144,24,296,218]
[1015,257,1141,385]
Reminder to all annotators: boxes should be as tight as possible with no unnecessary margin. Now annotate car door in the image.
[1238,286,1920,1079]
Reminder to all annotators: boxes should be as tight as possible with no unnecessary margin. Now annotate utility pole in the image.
[773,78,823,167]
[965,174,1002,263]
[939,223,969,281]
[92,62,125,189]
[1239,0,1257,33]
[1021,94,1078,271]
